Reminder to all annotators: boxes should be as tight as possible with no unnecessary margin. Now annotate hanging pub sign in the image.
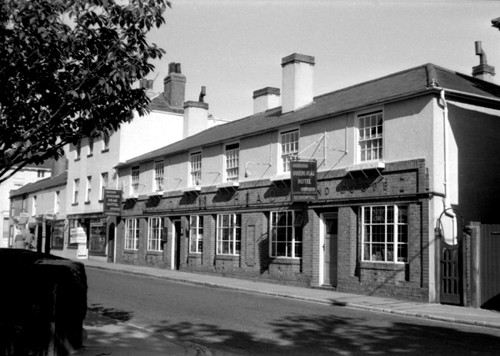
[103,189,123,216]
[291,160,318,202]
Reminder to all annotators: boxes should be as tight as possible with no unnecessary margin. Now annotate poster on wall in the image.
[70,227,87,244]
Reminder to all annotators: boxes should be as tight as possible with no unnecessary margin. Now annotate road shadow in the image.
[150,312,500,355]
[87,303,134,324]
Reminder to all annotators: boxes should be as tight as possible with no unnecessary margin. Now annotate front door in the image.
[107,223,115,263]
[322,213,338,287]
[173,220,182,270]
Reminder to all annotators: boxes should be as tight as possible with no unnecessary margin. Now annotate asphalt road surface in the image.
[87,268,500,355]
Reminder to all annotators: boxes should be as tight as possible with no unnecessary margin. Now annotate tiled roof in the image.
[149,93,184,114]
[10,172,67,197]
[117,63,500,168]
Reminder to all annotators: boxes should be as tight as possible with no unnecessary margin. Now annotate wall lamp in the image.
[245,161,272,178]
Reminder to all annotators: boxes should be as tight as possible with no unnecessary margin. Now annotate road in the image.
[87,268,500,355]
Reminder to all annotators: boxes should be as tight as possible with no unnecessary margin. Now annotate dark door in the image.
[323,213,338,287]
[174,220,182,270]
[44,224,51,254]
[440,239,463,305]
[107,223,115,263]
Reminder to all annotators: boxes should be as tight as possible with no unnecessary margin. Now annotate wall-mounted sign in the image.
[291,161,318,202]
[103,189,123,216]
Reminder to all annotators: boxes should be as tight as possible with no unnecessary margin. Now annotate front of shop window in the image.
[216,214,241,255]
[148,217,163,251]
[125,219,139,250]
[51,221,65,249]
[89,219,106,254]
[189,215,203,253]
[361,205,408,263]
[270,211,303,258]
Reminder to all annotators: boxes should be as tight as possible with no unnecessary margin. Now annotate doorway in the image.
[107,223,115,263]
[172,220,182,270]
[320,212,338,287]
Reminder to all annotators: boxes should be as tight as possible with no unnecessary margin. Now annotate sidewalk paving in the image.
[76,258,500,355]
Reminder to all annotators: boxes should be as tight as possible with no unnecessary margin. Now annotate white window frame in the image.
[358,110,383,162]
[125,219,139,250]
[216,214,241,255]
[280,128,299,173]
[154,160,164,191]
[32,196,37,216]
[75,140,81,160]
[225,143,239,182]
[88,137,94,156]
[147,217,163,251]
[361,205,408,263]
[270,211,303,258]
[100,172,108,200]
[131,166,140,195]
[54,191,60,214]
[102,133,110,151]
[86,176,92,202]
[190,152,202,186]
[189,215,204,253]
[73,179,79,204]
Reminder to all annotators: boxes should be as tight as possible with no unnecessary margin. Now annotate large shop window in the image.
[217,214,241,255]
[361,205,408,263]
[189,215,203,253]
[125,219,139,250]
[89,219,106,254]
[270,211,303,258]
[358,111,383,162]
[148,217,163,251]
[51,221,65,249]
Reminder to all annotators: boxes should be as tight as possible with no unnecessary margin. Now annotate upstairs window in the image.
[225,143,239,182]
[102,133,110,151]
[361,205,408,263]
[131,166,140,195]
[88,137,94,156]
[154,160,164,191]
[75,140,81,160]
[190,152,202,186]
[32,196,37,216]
[358,111,383,162]
[54,191,60,214]
[280,129,299,173]
[86,176,92,202]
[100,172,108,200]
[73,179,79,204]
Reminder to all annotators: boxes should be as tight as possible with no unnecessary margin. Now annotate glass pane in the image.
[372,244,384,261]
[387,224,394,242]
[398,225,408,243]
[372,225,385,243]
[387,245,394,262]
[387,206,394,223]
[363,244,370,261]
[372,206,385,223]
[397,244,408,263]
[398,206,408,224]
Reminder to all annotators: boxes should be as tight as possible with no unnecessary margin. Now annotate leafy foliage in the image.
[0,0,170,183]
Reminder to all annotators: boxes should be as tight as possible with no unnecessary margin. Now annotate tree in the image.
[0,0,170,184]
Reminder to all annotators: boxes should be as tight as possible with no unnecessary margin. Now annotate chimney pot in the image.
[472,41,495,83]
[164,62,186,108]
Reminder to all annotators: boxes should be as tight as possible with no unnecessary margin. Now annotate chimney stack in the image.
[472,41,495,83]
[253,87,280,114]
[164,62,186,108]
[183,93,209,139]
[281,53,315,114]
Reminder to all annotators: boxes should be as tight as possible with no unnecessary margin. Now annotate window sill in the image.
[146,250,163,255]
[124,249,138,254]
[188,253,202,257]
[74,158,81,162]
[98,199,103,203]
[270,257,301,265]
[360,261,406,270]
[215,254,240,260]
[346,161,385,172]
[84,201,91,205]
[101,149,109,153]
[87,154,93,158]
[271,173,291,182]
[71,203,79,206]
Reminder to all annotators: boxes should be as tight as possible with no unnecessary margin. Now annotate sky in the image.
[145,0,500,121]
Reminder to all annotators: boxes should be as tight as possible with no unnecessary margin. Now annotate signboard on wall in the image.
[103,189,123,216]
[291,160,318,202]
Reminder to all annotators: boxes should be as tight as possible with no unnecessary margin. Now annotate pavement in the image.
[74,258,500,356]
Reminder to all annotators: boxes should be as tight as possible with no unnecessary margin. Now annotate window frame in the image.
[154,160,164,192]
[88,136,94,156]
[216,214,241,256]
[75,140,81,160]
[190,152,202,186]
[100,172,108,201]
[131,166,140,195]
[189,215,204,253]
[32,196,37,216]
[125,219,139,250]
[357,110,384,163]
[86,176,92,203]
[147,217,163,251]
[102,133,110,152]
[361,205,408,263]
[270,210,303,258]
[54,191,60,214]
[279,128,299,173]
[73,179,79,204]
[225,143,239,182]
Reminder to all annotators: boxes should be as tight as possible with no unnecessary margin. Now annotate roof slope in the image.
[118,63,500,168]
[10,172,67,198]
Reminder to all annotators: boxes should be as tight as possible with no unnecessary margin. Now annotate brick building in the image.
[110,53,500,303]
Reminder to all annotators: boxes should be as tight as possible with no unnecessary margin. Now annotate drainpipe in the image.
[440,89,457,244]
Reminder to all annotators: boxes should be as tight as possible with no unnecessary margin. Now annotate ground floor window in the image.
[217,214,241,255]
[270,211,303,258]
[148,217,163,251]
[89,219,106,254]
[361,205,408,263]
[125,219,139,250]
[51,221,65,249]
[189,215,203,253]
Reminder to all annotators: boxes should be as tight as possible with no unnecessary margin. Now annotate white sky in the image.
[146,0,500,121]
